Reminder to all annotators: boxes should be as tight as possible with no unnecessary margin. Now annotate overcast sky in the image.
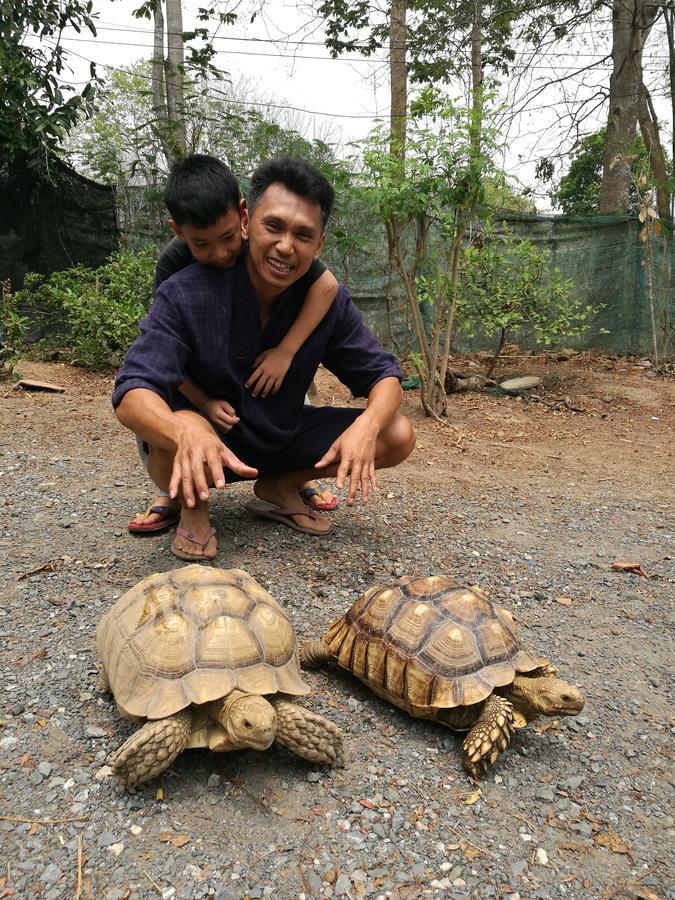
[55,0,672,207]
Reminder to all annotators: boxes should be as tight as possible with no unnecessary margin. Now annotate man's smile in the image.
[266,256,294,274]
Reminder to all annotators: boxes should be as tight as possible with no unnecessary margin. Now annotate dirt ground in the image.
[0,351,673,899]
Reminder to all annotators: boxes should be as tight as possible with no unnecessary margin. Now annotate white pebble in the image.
[107,843,125,857]
[535,848,549,866]
[129,825,142,836]
[95,765,113,781]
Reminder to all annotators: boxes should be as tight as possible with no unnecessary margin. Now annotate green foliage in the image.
[0,280,29,380]
[16,249,155,368]
[456,225,596,370]
[0,0,101,163]
[546,129,666,215]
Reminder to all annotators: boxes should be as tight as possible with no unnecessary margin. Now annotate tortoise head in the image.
[509,673,585,721]
[221,694,277,750]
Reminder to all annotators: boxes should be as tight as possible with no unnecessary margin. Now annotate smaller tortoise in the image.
[97,565,344,790]
[301,575,584,778]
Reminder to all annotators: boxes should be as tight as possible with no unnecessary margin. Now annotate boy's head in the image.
[247,158,334,232]
[165,154,244,269]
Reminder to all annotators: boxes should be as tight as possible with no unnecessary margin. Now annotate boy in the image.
[129,154,339,536]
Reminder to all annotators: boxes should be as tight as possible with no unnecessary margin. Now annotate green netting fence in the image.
[324,211,674,358]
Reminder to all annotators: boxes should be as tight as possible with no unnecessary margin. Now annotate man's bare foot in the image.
[128,496,180,534]
[254,477,331,534]
[171,503,218,560]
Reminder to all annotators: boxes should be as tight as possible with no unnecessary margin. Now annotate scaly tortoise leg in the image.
[271,699,345,766]
[299,640,333,669]
[462,695,517,779]
[110,708,193,791]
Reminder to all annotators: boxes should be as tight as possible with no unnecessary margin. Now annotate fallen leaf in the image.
[445,843,461,851]
[156,788,164,801]
[37,718,47,727]
[462,845,482,861]
[611,562,649,578]
[19,755,35,769]
[158,832,172,842]
[594,832,630,854]
[358,798,376,809]
[27,823,38,836]
[555,596,573,607]
[170,835,190,847]
[461,788,482,805]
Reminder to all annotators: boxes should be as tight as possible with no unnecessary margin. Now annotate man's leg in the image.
[145,413,220,560]
[253,413,415,532]
[128,436,180,533]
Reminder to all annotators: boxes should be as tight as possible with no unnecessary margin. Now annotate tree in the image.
[359,87,502,418]
[599,0,670,219]
[0,0,101,164]
[550,128,660,215]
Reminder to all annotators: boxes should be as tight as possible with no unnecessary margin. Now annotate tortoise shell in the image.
[96,565,308,721]
[323,575,544,711]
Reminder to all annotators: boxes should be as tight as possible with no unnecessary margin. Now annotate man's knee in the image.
[380,414,416,466]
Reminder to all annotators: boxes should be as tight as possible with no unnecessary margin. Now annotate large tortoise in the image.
[97,565,345,790]
[301,575,584,778]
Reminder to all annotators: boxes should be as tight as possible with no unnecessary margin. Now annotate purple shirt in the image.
[112,256,402,454]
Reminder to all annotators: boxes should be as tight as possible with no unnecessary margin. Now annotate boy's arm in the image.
[246,268,339,397]
[278,268,338,355]
[179,376,240,432]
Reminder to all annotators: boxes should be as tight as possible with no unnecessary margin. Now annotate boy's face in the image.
[169,204,244,269]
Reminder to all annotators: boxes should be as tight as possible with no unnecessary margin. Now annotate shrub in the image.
[0,279,29,380]
[17,248,155,368]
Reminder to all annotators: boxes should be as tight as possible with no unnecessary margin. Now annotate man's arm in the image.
[314,376,403,504]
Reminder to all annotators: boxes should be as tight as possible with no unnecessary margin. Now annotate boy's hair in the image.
[248,157,334,231]
[164,154,241,228]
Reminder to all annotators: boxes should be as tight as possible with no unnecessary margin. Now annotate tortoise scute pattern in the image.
[324,575,543,711]
[97,567,308,721]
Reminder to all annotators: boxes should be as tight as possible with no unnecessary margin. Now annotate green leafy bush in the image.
[455,225,598,375]
[17,248,155,368]
[1,279,29,380]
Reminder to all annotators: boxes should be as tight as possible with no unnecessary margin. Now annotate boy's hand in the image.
[201,398,239,432]
[246,347,294,398]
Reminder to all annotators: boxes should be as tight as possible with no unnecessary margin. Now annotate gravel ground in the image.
[0,356,673,900]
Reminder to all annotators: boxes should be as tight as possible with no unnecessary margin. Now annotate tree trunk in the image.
[599,0,658,213]
[637,87,671,220]
[666,4,675,220]
[389,0,407,158]
[164,0,186,162]
[151,0,167,140]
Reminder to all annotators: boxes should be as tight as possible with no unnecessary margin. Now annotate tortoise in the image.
[300,575,584,778]
[97,565,345,790]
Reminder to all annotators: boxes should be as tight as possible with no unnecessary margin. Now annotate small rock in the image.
[207,773,221,788]
[161,890,176,900]
[306,771,322,783]
[42,864,62,884]
[129,825,142,836]
[38,761,53,777]
[98,831,117,848]
[95,765,113,780]
[534,848,549,866]
[85,725,107,738]
[511,860,528,878]
[107,843,125,857]
[535,786,555,802]
[0,736,17,752]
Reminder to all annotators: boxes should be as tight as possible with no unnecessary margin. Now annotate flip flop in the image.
[299,480,340,512]
[128,504,181,534]
[171,526,217,562]
[246,500,332,535]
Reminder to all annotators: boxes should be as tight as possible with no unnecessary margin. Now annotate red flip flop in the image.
[128,504,180,534]
[246,500,331,535]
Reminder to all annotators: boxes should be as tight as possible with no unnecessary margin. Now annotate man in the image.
[113,157,415,561]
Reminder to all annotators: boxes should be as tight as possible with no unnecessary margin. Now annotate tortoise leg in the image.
[299,639,333,669]
[110,708,193,791]
[462,695,516,779]
[271,699,345,766]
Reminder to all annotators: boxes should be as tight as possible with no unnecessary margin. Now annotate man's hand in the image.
[246,347,294,398]
[314,415,379,504]
[169,425,258,508]
[201,398,240,432]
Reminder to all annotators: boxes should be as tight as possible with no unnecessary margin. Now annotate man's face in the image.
[169,205,244,269]
[241,183,325,294]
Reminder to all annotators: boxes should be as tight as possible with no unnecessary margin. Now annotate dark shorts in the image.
[218,405,363,482]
